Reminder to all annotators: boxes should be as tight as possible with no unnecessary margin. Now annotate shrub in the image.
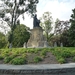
[1,50,9,57]
[61,51,71,58]
[0,55,4,60]
[0,32,7,48]
[4,56,13,63]
[71,50,75,57]
[40,50,47,57]
[22,54,27,58]
[58,58,65,64]
[34,56,42,63]
[11,57,27,65]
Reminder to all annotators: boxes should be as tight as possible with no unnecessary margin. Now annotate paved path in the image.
[0,63,75,70]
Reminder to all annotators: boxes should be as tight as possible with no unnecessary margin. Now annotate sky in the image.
[0,0,75,34]
[20,0,75,29]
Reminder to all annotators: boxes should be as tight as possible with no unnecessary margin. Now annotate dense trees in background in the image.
[50,19,70,47]
[40,11,70,47]
[69,8,75,46]
[0,24,30,48]
[0,0,74,47]
[40,8,75,47]
[8,24,30,47]
[40,12,53,42]
[0,0,39,44]
[51,8,75,47]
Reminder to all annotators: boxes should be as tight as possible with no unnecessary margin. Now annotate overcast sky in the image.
[20,0,75,29]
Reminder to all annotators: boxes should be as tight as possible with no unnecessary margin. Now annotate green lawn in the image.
[0,47,75,65]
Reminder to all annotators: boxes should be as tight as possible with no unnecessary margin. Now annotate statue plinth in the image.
[27,27,48,48]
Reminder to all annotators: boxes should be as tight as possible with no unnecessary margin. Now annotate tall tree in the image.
[54,19,70,46]
[40,12,53,42]
[0,0,39,43]
[69,8,75,46]
[8,24,30,47]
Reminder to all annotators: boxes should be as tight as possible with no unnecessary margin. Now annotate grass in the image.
[0,47,75,65]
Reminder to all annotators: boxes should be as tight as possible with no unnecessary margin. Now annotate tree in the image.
[61,30,70,47]
[54,19,70,35]
[0,20,10,35]
[54,18,60,35]
[54,18,70,46]
[0,32,7,48]
[0,0,39,43]
[69,8,75,46]
[10,24,30,47]
[40,12,53,42]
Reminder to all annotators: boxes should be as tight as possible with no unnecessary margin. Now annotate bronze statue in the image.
[33,14,40,28]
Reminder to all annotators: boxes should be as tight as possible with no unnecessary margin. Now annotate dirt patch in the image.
[37,52,58,64]
[0,60,4,64]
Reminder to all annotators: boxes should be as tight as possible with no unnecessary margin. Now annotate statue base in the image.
[27,27,48,48]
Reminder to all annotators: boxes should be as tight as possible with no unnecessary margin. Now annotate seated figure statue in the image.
[33,14,40,28]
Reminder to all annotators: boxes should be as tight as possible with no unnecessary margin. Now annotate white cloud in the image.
[20,0,75,29]
[37,0,75,21]
[20,13,33,29]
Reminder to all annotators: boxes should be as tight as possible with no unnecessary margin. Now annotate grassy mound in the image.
[0,47,75,65]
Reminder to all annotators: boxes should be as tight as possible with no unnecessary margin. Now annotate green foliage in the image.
[57,58,65,64]
[54,19,70,47]
[40,50,47,57]
[60,30,70,47]
[53,48,71,58]
[40,11,53,42]
[54,18,60,35]
[4,56,14,63]
[0,0,39,44]
[0,0,39,27]
[11,57,27,65]
[0,55,4,60]
[12,24,30,47]
[71,50,75,57]
[0,32,7,48]
[34,56,42,63]
[0,47,75,64]
[69,8,75,46]
[61,50,71,58]
[8,32,13,43]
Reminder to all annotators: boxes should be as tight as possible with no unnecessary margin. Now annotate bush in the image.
[40,50,47,57]
[11,57,27,65]
[58,58,65,64]
[4,56,13,63]
[12,24,30,47]
[0,32,7,48]
[0,55,4,60]
[34,56,42,63]
[71,50,75,57]
[61,51,71,58]
[1,50,9,57]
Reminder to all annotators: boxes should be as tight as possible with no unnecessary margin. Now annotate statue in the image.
[33,14,40,28]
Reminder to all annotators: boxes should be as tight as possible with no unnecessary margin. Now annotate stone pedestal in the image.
[27,27,48,48]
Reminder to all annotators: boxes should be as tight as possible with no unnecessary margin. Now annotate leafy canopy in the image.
[12,24,30,47]
[40,12,53,41]
[69,8,75,46]
[0,0,39,30]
